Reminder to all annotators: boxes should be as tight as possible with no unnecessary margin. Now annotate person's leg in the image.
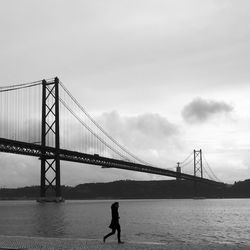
[117,225,124,243]
[103,229,116,242]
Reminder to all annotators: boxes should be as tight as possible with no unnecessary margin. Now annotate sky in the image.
[0,0,250,187]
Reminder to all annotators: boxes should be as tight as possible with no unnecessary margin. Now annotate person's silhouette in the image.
[103,202,124,244]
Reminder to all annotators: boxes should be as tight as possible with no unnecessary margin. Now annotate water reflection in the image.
[33,203,67,237]
[0,201,68,237]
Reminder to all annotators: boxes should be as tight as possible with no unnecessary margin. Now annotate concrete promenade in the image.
[0,235,249,250]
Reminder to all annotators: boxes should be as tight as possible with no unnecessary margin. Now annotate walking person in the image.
[103,202,124,244]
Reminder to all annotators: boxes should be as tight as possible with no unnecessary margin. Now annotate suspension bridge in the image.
[0,77,224,201]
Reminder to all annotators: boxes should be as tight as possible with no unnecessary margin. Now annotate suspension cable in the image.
[59,96,132,162]
[180,158,193,169]
[203,166,214,180]
[0,79,44,92]
[203,154,222,182]
[59,80,150,165]
[179,151,193,164]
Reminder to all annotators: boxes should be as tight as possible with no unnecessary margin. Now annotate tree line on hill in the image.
[0,179,249,200]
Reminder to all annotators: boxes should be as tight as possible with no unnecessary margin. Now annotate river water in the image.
[0,199,249,245]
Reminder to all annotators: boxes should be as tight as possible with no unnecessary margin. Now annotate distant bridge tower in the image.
[193,149,203,197]
[38,77,63,202]
[194,149,203,178]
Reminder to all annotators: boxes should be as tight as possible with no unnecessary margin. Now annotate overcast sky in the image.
[0,0,250,187]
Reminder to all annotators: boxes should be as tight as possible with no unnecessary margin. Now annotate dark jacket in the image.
[109,204,120,229]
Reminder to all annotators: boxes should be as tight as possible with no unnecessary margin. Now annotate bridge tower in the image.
[193,149,203,197]
[38,77,63,202]
[194,149,203,178]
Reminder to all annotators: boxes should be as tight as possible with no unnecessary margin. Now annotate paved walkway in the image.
[0,235,165,250]
[0,235,249,250]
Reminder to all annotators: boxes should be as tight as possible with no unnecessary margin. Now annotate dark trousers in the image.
[104,224,121,242]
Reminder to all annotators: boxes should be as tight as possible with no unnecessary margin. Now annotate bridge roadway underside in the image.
[0,138,223,186]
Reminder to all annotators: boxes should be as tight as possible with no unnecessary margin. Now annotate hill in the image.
[0,179,250,200]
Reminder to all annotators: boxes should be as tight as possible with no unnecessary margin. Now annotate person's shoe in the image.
[118,241,124,244]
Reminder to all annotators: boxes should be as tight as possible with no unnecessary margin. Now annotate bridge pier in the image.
[38,77,63,202]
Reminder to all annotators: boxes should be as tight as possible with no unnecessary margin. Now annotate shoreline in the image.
[0,235,249,250]
[1,197,250,201]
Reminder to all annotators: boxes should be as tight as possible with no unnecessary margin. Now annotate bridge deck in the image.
[0,138,224,186]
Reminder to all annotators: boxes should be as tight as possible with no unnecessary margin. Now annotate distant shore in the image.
[0,179,250,200]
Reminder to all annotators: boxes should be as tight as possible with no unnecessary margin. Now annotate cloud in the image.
[128,113,178,137]
[100,111,178,136]
[98,111,179,148]
[182,98,233,123]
